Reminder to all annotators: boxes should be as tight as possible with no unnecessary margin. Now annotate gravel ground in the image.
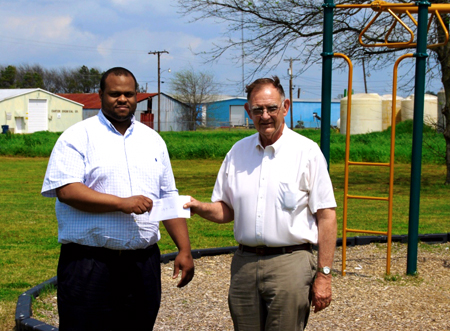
[34,242,450,330]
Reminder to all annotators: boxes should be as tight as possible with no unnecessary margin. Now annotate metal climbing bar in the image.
[325,0,449,276]
[337,49,396,276]
[336,2,450,49]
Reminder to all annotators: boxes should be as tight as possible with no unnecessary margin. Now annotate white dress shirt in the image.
[212,125,337,247]
[41,111,178,250]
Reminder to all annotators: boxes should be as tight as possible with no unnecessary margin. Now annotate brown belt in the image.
[238,243,312,256]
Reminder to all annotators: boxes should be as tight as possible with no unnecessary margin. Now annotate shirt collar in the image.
[98,110,135,136]
[255,124,290,156]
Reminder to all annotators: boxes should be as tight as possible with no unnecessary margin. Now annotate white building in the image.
[0,89,83,133]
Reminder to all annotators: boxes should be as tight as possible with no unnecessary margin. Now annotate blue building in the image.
[205,97,341,129]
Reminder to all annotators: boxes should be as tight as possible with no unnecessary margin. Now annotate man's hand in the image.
[163,218,195,288]
[119,196,153,214]
[172,250,195,287]
[183,197,234,224]
[311,273,332,313]
[183,196,201,216]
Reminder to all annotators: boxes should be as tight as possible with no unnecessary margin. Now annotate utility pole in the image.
[284,58,300,130]
[241,11,245,96]
[149,50,169,132]
[362,58,368,93]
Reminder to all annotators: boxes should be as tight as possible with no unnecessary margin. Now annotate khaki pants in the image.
[229,249,316,331]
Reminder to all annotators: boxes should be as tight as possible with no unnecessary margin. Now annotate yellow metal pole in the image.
[388,53,414,275]
[334,53,352,276]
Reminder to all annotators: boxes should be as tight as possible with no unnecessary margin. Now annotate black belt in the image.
[62,243,156,259]
[238,243,312,256]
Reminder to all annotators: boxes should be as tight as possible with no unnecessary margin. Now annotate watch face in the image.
[322,267,331,274]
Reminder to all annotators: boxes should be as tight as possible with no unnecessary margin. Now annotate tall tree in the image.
[0,65,17,88]
[78,65,102,93]
[19,72,44,88]
[178,0,450,184]
[170,68,220,130]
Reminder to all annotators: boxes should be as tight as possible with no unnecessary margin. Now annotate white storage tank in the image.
[340,93,383,135]
[381,94,403,131]
[400,94,438,126]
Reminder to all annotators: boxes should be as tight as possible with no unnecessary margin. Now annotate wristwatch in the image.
[318,266,331,275]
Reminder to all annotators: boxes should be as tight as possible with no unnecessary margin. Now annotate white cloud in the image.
[109,0,177,16]
[0,14,96,48]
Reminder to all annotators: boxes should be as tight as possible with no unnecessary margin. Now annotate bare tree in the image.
[169,68,221,130]
[178,0,450,184]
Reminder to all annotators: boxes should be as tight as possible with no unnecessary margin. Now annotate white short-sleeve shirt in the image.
[212,126,337,246]
[41,111,178,250]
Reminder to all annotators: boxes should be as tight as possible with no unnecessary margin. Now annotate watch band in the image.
[318,266,331,275]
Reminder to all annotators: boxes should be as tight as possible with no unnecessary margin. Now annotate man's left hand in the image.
[311,272,332,313]
[172,251,195,288]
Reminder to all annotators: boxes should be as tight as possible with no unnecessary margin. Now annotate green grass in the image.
[0,120,447,164]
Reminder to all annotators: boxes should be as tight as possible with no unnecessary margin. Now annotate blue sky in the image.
[0,0,443,99]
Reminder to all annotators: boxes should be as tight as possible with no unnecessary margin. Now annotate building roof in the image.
[58,93,158,109]
[0,89,38,101]
[0,88,83,106]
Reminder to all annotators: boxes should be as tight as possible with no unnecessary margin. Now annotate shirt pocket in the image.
[278,181,309,212]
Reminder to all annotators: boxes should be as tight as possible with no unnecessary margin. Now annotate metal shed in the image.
[0,88,83,133]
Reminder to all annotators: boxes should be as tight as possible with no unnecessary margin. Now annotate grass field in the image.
[0,152,449,329]
[0,121,447,165]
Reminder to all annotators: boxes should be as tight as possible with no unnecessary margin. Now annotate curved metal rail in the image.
[337,1,450,49]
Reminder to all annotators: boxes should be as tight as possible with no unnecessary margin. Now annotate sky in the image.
[0,0,444,99]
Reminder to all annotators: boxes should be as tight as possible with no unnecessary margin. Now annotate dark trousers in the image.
[57,243,161,331]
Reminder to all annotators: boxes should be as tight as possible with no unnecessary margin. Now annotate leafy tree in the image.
[19,72,44,88]
[78,65,102,93]
[15,64,46,89]
[178,0,450,184]
[169,68,220,130]
[0,65,17,88]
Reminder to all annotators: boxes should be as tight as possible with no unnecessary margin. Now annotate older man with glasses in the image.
[185,76,337,331]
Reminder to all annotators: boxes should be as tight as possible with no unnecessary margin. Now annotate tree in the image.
[169,68,220,130]
[19,72,44,88]
[178,0,450,184]
[0,64,103,93]
[78,65,102,93]
[0,65,17,88]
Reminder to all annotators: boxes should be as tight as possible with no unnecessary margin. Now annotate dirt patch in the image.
[34,242,450,330]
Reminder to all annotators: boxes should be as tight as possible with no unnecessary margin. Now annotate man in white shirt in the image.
[184,76,337,330]
[42,67,194,331]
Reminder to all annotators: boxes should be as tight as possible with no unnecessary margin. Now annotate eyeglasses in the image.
[250,104,282,116]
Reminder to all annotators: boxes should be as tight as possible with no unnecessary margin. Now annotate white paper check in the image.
[148,195,191,222]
